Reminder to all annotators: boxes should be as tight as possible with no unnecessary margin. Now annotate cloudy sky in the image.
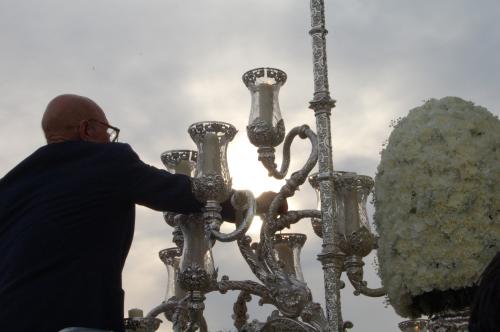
[1,0,499,331]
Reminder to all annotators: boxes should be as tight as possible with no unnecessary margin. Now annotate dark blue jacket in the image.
[0,141,204,332]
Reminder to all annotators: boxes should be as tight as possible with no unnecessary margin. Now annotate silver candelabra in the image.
[122,1,471,332]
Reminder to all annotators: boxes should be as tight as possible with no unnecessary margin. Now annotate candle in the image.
[274,242,295,276]
[201,133,220,174]
[128,308,143,318]
[258,83,274,126]
[175,159,192,176]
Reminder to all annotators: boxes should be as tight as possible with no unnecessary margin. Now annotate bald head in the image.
[42,94,108,144]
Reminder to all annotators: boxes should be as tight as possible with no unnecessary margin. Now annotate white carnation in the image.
[374,97,500,317]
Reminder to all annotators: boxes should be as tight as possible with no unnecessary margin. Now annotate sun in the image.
[222,136,284,238]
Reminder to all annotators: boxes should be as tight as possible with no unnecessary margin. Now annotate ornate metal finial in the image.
[242,67,287,87]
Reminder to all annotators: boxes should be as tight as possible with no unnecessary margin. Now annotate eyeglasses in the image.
[88,119,120,142]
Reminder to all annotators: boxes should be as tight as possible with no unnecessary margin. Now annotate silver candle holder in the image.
[189,121,236,230]
[161,149,198,176]
[124,308,162,332]
[273,233,307,282]
[309,171,384,298]
[125,0,484,331]
[398,319,429,332]
[159,247,185,302]
[243,67,287,149]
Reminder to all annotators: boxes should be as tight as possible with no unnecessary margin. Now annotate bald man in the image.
[41,94,116,144]
[0,95,249,332]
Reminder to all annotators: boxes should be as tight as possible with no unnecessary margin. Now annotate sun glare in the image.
[227,135,283,196]
[225,135,284,238]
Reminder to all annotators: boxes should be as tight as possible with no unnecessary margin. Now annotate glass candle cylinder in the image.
[309,171,375,257]
[273,233,307,282]
[161,150,198,176]
[160,150,198,232]
[243,67,287,148]
[188,121,236,203]
[159,247,186,301]
[177,215,216,292]
[124,308,162,332]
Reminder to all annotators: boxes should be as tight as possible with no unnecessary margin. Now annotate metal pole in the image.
[308,1,344,331]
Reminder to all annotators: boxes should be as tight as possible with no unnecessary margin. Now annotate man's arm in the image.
[114,143,286,220]
[113,143,204,214]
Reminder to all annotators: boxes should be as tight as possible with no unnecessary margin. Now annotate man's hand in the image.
[255,191,288,215]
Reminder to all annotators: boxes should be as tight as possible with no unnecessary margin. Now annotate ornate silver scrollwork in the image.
[140,0,397,330]
[244,67,287,149]
[211,190,256,242]
[336,228,374,259]
[398,318,429,332]
[223,228,313,323]
[189,121,236,231]
[257,124,318,180]
[191,174,230,203]
[242,67,287,87]
[163,211,177,227]
[228,118,319,323]
[300,302,328,332]
[247,118,285,148]
[273,233,307,281]
[344,255,386,298]
[269,210,321,235]
[178,263,215,292]
[232,291,252,330]
[428,309,470,332]
[146,297,180,323]
[172,226,184,249]
[171,294,191,332]
[159,247,181,267]
[124,317,162,332]
[307,1,343,330]
[261,310,317,332]
[188,121,238,142]
[161,150,198,170]
[267,274,312,318]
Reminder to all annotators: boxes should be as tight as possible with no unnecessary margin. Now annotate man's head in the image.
[42,94,118,144]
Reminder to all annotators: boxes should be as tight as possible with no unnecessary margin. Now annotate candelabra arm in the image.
[353,283,386,298]
[146,297,178,320]
[232,291,252,331]
[261,125,318,180]
[344,256,386,298]
[259,126,318,269]
[211,190,255,242]
[218,277,275,306]
[241,126,319,320]
[270,209,321,234]
[237,235,272,283]
[171,294,191,332]
[185,291,206,332]
[301,302,328,331]
[268,126,318,220]
[258,217,315,319]
[261,311,318,332]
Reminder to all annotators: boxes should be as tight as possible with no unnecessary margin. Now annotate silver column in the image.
[308,0,343,331]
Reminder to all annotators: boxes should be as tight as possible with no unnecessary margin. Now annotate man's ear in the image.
[78,120,91,141]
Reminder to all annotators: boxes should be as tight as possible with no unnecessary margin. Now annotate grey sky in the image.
[1,1,499,331]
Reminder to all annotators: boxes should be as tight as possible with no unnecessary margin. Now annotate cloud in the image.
[1,0,499,331]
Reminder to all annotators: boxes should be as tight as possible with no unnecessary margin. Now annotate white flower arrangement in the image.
[374,97,500,317]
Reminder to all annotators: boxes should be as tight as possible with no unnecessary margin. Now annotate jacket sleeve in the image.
[113,143,235,220]
[113,143,204,214]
